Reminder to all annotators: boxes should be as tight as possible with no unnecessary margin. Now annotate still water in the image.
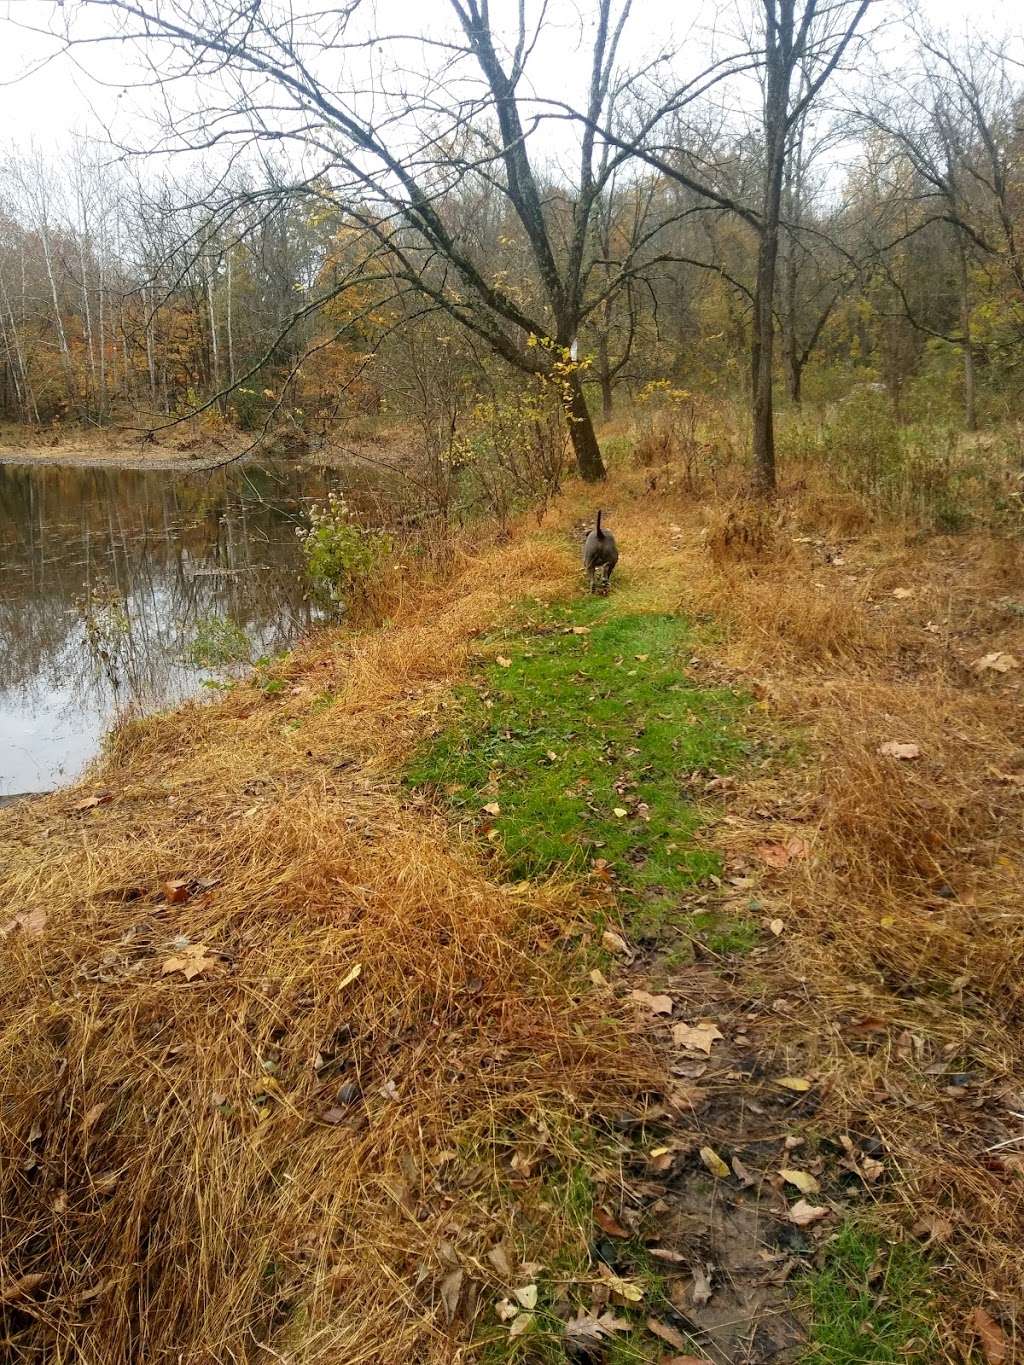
[0,461,341,797]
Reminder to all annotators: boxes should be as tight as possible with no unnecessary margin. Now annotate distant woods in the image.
[2,1,1024,489]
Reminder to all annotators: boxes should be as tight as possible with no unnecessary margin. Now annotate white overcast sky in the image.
[0,0,1018,158]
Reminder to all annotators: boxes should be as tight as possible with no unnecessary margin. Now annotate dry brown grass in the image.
[6,451,1024,1359]
[674,469,1024,1346]
[0,526,652,1363]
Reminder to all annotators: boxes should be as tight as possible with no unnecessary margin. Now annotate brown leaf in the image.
[0,907,47,939]
[486,1243,512,1278]
[0,1272,46,1304]
[163,878,190,904]
[73,793,112,812]
[660,1357,711,1365]
[672,1020,723,1054]
[878,740,921,760]
[972,652,1020,675]
[439,1267,464,1323]
[648,1247,686,1264]
[972,1307,1008,1365]
[601,929,630,955]
[630,989,674,1015]
[731,1155,756,1187]
[161,943,217,980]
[788,1199,829,1227]
[495,655,512,668]
[481,802,501,817]
[82,1102,105,1133]
[911,1214,953,1246]
[690,1263,713,1307]
[595,1208,630,1238]
[647,1316,689,1349]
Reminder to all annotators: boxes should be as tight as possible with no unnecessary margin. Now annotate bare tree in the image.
[41,0,709,480]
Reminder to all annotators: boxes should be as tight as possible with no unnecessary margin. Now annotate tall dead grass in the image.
[0,526,651,1363]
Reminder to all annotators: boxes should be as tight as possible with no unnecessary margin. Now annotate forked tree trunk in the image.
[563,368,606,481]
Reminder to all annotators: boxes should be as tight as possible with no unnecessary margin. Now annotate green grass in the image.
[804,1222,939,1364]
[407,597,747,922]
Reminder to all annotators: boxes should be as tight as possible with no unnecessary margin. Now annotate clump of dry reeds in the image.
[0,524,651,1363]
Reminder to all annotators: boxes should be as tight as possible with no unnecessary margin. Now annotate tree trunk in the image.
[956,229,976,433]
[596,334,614,421]
[751,230,780,496]
[787,349,802,405]
[564,368,605,481]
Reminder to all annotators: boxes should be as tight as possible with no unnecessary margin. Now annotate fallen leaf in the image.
[486,1243,512,1278]
[613,807,628,819]
[731,1155,756,1187]
[82,1102,105,1133]
[495,655,512,668]
[878,740,921,760]
[757,842,791,868]
[661,1358,711,1365]
[601,929,629,955]
[892,587,913,599]
[648,1247,686,1264]
[788,1199,829,1227]
[972,652,1020,675]
[509,1312,532,1338]
[690,1263,713,1308]
[598,1268,644,1303]
[972,1307,1008,1364]
[769,918,785,936]
[672,1020,724,1054]
[163,878,190,904]
[571,625,590,636]
[495,1297,518,1322]
[648,1316,689,1349]
[439,1267,463,1323]
[337,962,362,991]
[0,1271,46,1304]
[73,793,112,812]
[0,907,47,939]
[699,1146,730,1179]
[160,943,217,980]
[780,1168,821,1195]
[911,1214,953,1246]
[595,1208,630,1239]
[514,1284,538,1311]
[563,1311,615,1348]
[630,989,674,1015]
[481,802,501,816]
[776,1075,813,1092]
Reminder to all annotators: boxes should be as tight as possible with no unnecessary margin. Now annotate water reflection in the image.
[0,461,339,796]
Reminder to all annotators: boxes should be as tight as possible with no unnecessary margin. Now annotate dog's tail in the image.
[596,508,604,537]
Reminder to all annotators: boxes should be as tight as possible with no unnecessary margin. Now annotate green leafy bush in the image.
[297,491,392,619]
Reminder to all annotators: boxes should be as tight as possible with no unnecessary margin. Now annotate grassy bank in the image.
[3,450,1023,1362]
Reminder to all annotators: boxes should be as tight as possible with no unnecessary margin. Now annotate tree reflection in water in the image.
[0,461,340,795]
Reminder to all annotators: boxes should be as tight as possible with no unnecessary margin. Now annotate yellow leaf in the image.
[776,1076,812,1092]
[780,1168,820,1195]
[495,656,512,668]
[699,1146,730,1179]
[613,807,628,819]
[338,962,362,991]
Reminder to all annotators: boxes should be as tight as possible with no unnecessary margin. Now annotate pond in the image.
[0,460,344,798]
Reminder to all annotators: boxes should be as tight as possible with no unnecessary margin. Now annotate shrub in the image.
[188,615,252,667]
[297,491,392,620]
